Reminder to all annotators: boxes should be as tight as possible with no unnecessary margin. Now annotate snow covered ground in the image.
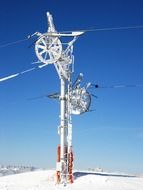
[0,170,143,190]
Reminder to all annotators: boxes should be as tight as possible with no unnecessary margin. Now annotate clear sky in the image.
[0,0,143,174]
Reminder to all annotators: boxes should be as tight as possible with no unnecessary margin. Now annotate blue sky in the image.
[0,0,143,174]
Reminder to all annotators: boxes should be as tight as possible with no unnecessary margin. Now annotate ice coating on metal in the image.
[34,12,84,78]
[71,88,91,115]
[33,12,85,184]
[35,36,62,64]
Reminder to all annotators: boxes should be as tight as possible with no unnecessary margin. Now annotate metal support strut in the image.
[60,77,68,183]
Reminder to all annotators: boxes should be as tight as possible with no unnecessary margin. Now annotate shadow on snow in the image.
[73,171,136,179]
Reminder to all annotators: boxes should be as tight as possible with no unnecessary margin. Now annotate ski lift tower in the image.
[33,12,84,184]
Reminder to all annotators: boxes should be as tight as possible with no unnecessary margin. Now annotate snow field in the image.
[0,170,143,190]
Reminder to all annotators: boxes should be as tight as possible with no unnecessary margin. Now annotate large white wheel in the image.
[71,88,91,115]
[35,35,62,64]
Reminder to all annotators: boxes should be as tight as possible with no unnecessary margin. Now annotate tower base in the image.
[56,145,74,184]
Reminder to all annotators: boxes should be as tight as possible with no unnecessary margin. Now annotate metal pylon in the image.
[33,12,84,184]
